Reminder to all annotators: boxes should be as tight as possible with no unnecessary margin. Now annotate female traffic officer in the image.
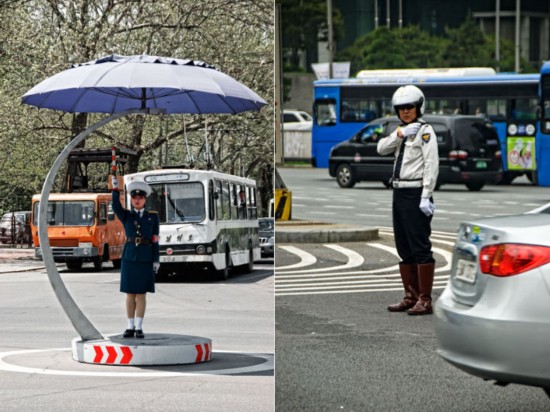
[377,85,439,315]
[111,176,160,337]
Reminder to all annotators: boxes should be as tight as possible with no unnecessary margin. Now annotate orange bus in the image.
[31,191,126,270]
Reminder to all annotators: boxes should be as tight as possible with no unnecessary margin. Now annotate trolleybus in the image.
[123,168,260,280]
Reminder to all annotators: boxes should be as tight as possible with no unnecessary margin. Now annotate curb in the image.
[275,220,379,243]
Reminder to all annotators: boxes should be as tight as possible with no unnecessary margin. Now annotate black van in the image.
[328,115,502,191]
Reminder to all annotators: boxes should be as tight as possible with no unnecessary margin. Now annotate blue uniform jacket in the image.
[112,190,159,263]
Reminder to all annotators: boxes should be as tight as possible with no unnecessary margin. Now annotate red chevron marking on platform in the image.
[120,346,133,364]
[105,346,117,364]
[195,344,204,363]
[93,346,103,363]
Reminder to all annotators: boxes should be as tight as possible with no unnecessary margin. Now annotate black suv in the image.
[328,115,502,191]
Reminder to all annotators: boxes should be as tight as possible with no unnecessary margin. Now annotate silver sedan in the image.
[434,207,550,397]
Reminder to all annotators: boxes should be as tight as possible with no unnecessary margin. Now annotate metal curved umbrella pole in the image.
[38,108,145,341]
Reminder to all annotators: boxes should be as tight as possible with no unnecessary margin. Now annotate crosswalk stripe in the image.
[275,237,454,296]
[277,284,447,297]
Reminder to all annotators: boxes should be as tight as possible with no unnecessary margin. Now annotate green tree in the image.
[0,0,274,215]
[441,16,492,67]
[336,26,446,75]
[279,0,343,71]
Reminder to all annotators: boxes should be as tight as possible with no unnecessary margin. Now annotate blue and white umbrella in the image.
[22,54,267,114]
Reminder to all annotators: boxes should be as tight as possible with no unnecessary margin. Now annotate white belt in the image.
[392,180,423,189]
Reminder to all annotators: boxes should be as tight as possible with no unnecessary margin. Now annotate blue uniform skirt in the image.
[120,261,155,294]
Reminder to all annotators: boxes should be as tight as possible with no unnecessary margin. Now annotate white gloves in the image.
[153,262,160,273]
[419,197,435,216]
[111,175,119,189]
[400,122,421,137]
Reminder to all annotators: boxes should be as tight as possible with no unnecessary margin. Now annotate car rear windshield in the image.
[454,119,500,154]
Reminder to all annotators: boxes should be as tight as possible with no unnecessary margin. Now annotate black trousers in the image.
[392,187,434,264]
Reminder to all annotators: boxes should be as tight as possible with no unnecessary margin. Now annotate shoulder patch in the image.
[422,133,430,143]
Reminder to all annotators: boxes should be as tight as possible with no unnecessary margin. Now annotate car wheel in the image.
[465,181,484,191]
[336,164,355,188]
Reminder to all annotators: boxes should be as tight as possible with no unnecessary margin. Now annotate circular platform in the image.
[72,333,213,366]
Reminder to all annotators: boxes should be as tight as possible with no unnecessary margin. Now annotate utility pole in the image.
[495,0,500,72]
[327,0,334,78]
[398,0,402,29]
[274,3,283,164]
[374,0,379,29]
[515,0,521,73]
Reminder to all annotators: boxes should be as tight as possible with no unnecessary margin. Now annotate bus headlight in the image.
[196,245,206,254]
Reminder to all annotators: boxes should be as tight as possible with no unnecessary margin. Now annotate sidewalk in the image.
[275,219,379,243]
[0,245,42,273]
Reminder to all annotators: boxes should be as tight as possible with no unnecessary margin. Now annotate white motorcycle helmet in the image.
[392,85,425,120]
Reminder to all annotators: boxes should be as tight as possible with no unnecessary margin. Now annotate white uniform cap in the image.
[127,180,152,197]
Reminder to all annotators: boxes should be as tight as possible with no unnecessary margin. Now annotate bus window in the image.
[542,75,550,134]
[45,201,95,226]
[249,187,258,219]
[237,185,247,220]
[314,99,336,126]
[230,184,239,219]
[163,183,205,223]
[222,181,231,220]
[215,180,224,220]
[510,98,538,121]
[108,201,115,221]
[341,99,379,122]
[99,202,107,225]
[208,180,215,221]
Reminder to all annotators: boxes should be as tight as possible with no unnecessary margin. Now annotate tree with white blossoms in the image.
[0,0,274,215]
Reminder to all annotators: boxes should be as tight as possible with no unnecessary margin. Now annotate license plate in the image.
[455,259,477,284]
[476,161,487,169]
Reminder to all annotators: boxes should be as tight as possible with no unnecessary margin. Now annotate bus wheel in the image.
[93,256,103,271]
[66,260,83,271]
[336,164,355,188]
[94,248,107,271]
[244,245,254,273]
[216,248,231,280]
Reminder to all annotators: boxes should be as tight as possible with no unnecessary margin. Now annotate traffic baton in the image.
[111,146,117,175]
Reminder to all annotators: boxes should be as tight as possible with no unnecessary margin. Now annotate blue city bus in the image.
[312,70,540,184]
[539,62,550,186]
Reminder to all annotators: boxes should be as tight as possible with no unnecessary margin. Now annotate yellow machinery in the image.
[274,168,291,220]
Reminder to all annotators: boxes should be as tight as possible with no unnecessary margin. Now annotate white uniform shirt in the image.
[377,121,439,198]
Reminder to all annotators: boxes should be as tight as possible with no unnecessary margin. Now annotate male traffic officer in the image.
[377,85,439,315]
[111,176,160,337]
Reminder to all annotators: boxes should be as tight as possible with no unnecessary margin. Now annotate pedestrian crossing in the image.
[275,228,457,297]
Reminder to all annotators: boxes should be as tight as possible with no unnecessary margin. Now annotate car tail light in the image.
[495,150,502,159]
[479,243,550,276]
[449,150,468,160]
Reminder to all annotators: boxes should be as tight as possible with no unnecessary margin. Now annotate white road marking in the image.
[275,238,453,296]
[276,246,317,270]
[277,284,447,297]
[0,348,274,377]
[277,244,364,274]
